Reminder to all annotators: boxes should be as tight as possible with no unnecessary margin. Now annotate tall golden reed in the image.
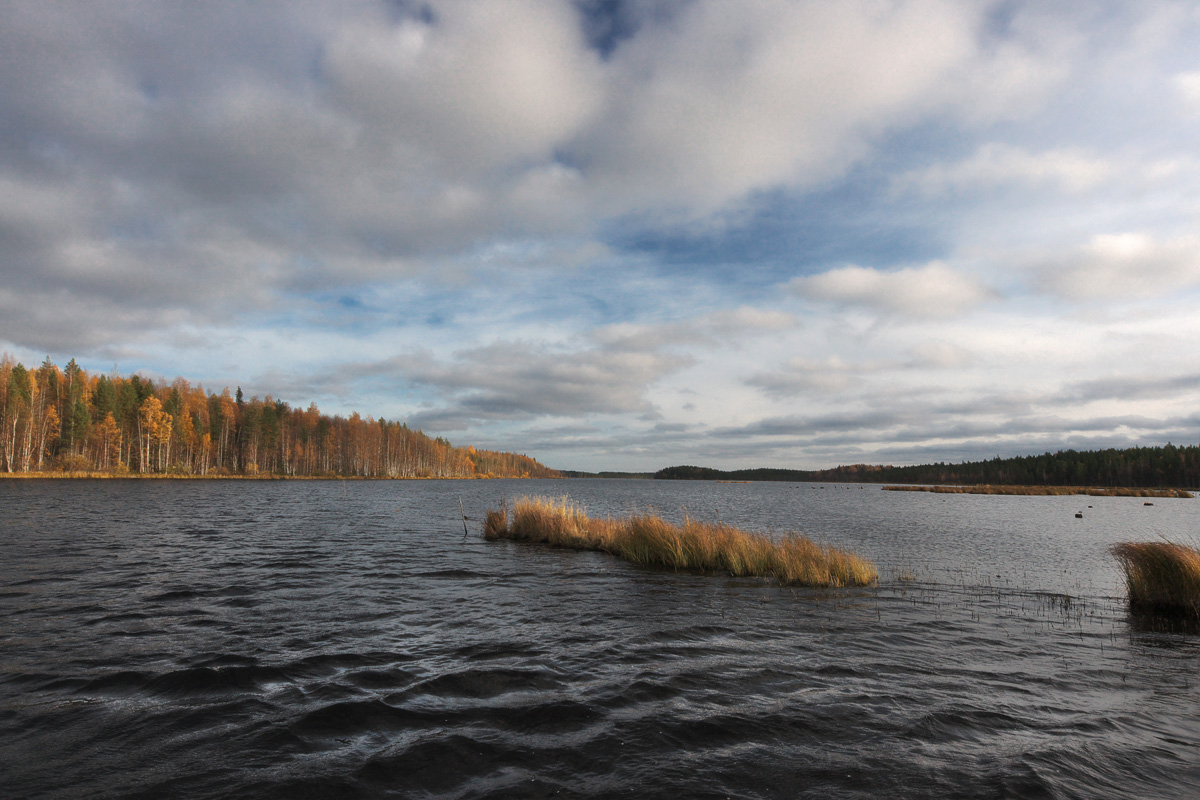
[1111,541,1200,619]
[484,496,877,588]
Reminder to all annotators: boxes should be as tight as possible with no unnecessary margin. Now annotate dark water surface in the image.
[2,479,1199,798]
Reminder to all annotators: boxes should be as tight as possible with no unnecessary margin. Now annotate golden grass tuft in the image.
[1111,541,1200,620]
[482,507,509,540]
[484,496,877,588]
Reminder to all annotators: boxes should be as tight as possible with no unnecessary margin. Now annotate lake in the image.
[2,478,1199,798]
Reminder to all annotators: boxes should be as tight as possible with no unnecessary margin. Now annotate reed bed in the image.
[1112,541,1200,620]
[483,496,877,588]
[883,484,1192,498]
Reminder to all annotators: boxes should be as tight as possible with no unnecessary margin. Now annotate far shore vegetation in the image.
[9,352,1199,490]
[1,354,557,479]
[1112,542,1200,621]
[483,496,878,588]
[0,471,498,481]
[656,444,1200,491]
[882,485,1192,498]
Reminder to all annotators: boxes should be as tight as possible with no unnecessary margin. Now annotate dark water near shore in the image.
[3,478,1199,799]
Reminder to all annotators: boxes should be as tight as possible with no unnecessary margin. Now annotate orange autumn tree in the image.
[0,354,560,479]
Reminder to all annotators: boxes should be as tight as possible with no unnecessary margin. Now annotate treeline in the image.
[0,355,559,479]
[656,445,1200,489]
[655,465,901,482]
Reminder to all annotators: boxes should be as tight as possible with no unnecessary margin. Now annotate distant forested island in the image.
[0,355,558,479]
[657,445,1200,489]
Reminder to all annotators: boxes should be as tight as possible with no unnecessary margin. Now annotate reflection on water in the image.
[2,478,1199,798]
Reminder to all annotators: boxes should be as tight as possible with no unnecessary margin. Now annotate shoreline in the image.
[0,472,553,481]
[882,484,1193,498]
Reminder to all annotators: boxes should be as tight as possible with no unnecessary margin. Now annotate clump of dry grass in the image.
[1111,541,1200,620]
[484,496,877,588]
[482,505,509,540]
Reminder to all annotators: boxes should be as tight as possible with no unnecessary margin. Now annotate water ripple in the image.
[3,479,1200,798]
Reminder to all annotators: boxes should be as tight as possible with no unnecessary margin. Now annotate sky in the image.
[2,0,1200,472]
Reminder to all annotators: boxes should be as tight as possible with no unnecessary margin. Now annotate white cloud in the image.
[948,4,1078,124]
[593,306,797,352]
[907,340,975,369]
[747,356,865,398]
[324,2,604,173]
[789,262,993,318]
[578,0,981,212]
[896,143,1113,195]
[345,337,694,426]
[1176,70,1200,113]
[701,307,797,335]
[1033,233,1200,301]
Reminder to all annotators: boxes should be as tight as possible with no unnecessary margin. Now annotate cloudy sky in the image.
[3,0,1200,471]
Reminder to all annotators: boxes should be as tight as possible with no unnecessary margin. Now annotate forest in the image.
[0,355,559,479]
[656,444,1200,489]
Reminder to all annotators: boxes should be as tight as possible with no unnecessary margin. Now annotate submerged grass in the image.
[483,495,878,588]
[1112,541,1200,620]
[883,484,1193,498]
